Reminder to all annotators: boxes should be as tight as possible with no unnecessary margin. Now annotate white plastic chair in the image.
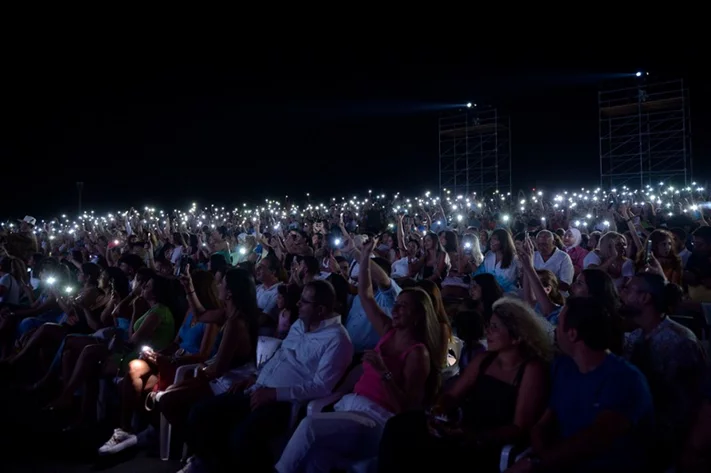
[157,363,201,461]
[441,336,465,381]
[499,445,532,472]
[305,365,373,473]
[157,336,284,461]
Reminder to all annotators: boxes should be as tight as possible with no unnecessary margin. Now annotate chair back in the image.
[257,336,282,368]
[447,336,464,367]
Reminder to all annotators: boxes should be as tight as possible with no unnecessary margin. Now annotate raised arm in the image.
[358,240,393,337]
[180,267,226,324]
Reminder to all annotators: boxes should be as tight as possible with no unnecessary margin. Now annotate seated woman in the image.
[0,255,32,312]
[569,268,624,354]
[520,235,564,328]
[440,231,476,299]
[6,267,127,386]
[276,283,301,339]
[0,259,68,342]
[97,269,222,455]
[416,279,452,367]
[377,297,552,472]
[473,228,520,294]
[275,239,443,473]
[634,229,683,285]
[0,260,69,364]
[583,231,635,290]
[1,263,105,379]
[562,228,588,277]
[38,268,150,394]
[451,310,486,372]
[408,232,448,283]
[157,268,258,436]
[44,272,176,427]
[459,272,504,322]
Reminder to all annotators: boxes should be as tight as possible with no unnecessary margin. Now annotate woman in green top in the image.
[44,272,176,426]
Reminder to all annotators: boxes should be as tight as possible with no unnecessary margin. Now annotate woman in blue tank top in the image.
[96,269,223,455]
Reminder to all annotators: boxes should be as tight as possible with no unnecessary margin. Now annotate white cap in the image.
[19,215,36,226]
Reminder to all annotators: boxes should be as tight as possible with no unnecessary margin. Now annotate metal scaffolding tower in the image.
[599,78,692,189]
[439,107,512,197]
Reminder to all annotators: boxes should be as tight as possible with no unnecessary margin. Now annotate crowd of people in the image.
[0,183,710,473]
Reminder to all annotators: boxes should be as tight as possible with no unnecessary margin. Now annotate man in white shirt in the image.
[534,230,575,291]
[256,255,282,320]
[181,280,353,473]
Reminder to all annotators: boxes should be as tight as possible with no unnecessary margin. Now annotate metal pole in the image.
[598,90,604,189]
[77,182,84,215]
[438,115,442,197]
[637,89,644,189]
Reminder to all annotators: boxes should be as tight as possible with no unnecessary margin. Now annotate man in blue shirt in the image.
[507,297,654,473]
[681,365,711,472]
[345,256,400,355]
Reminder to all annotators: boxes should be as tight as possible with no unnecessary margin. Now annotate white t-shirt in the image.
[391,257,411,278]
[0,273,21,306]
[583,252,635,289]
[257,282,282,320]
[170,246,183,264]
[534,248,575,286]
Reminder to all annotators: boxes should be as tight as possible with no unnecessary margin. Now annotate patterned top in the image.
[623,317,706,429]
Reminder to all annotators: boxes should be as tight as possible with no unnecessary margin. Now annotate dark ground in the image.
[0,385,183,473]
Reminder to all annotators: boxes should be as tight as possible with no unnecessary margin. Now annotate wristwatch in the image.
[381,371,393,381]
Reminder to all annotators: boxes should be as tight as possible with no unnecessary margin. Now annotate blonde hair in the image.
[596,231,624,260]
[491,297,553,362]
[399,287,443,403]
[415,280,453,365]
[2,255,29,285]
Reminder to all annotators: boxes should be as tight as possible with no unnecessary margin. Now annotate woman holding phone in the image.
[97,269,222,455]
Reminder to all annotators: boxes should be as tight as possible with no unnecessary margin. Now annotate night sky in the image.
[3,40,706,218]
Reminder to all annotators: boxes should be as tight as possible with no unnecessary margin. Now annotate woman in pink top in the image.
[563,228,588,277]
[276,239,443,473]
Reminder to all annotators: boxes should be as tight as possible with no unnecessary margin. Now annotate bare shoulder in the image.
[405,344,430,366]
[521,358,548,382]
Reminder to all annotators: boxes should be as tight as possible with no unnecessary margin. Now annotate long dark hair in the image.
[579,268,623,354]
[147,274,183,324]
[105,267,130,299]
[491,228,515,269]
[472,273,504,320]
[224,268,260,350]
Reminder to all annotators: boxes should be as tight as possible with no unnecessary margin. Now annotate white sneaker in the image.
[98,428,138,455]
[177,456,208,473]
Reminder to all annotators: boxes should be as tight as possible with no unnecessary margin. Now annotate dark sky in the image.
[3,40,705,218]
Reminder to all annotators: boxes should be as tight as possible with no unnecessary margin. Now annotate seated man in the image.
[507,297,654,473]
[681,365,711,472]
[621,273,706,466]
[180,279,353,473]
